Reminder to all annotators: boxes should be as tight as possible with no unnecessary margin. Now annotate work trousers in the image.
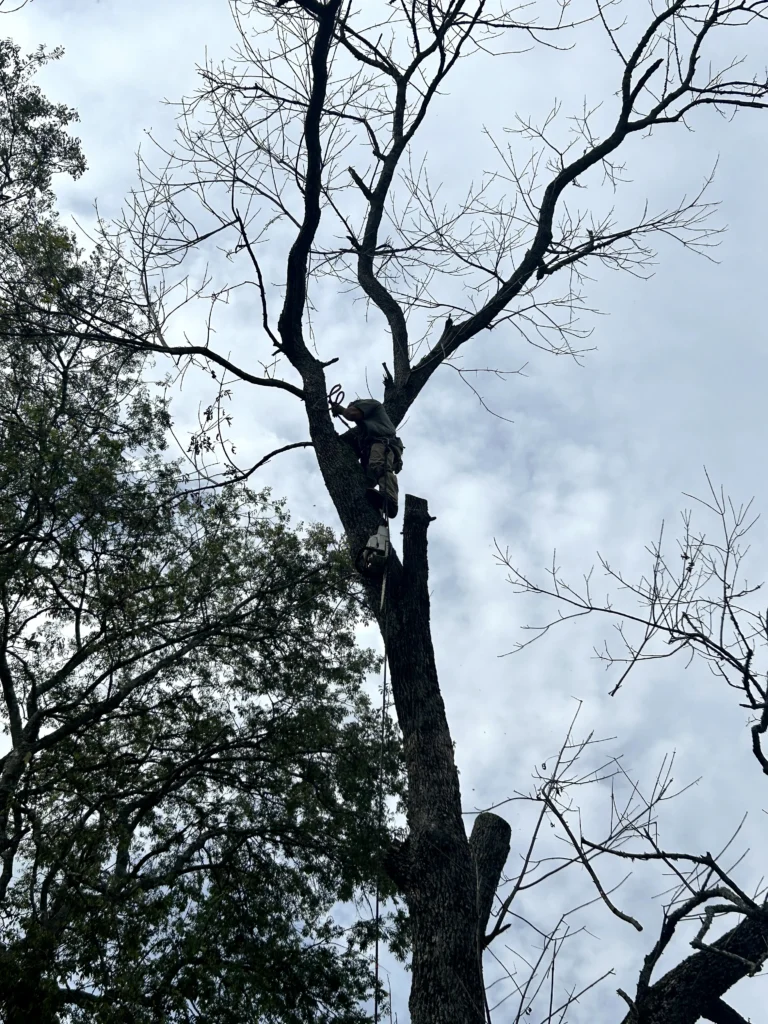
[366,441,398,510]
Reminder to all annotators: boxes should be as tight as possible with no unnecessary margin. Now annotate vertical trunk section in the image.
[0,933,59,1024]
[382,495,486,1024]
[310,418,511,1022]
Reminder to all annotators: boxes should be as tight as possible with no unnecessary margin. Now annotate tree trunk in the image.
[306,389,514,1020]
[306,420,511,1020]
[381,495,483,1022]
[375,495,509,1024]
[0,936,60,1024]
[622,909,768,1024]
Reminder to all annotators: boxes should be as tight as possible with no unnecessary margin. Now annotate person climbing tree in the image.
[330,394,404,519]
[58,1,768,1020]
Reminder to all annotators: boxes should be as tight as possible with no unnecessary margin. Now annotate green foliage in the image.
[0,41,406,1024]
[0,226,405,1022]
[0,39,85,232]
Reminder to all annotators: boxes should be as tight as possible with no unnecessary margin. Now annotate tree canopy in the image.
[4,3,768,1023]
[0,38,404,1024]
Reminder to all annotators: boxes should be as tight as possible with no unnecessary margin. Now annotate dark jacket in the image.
[342,400,403,471]
[350,399,396,440]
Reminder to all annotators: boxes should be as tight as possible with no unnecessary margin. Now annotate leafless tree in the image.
[499,470,768,1021]
[499,472,768,773]
[27,1,768,1021]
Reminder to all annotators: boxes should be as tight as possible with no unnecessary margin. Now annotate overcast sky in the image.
[6,0,768,1020]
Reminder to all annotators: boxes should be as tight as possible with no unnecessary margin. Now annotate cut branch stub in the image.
[469,812,512,949]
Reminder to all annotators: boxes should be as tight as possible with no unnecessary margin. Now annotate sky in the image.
[5,0,768,1020]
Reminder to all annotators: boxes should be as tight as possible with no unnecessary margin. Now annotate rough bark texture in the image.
[312,428,512,1020]
[469,812,512,948]
[306,389,507,1020]
[381,495,488,1024]
[623,910,768,1024]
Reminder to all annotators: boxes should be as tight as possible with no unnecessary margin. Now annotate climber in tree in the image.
[330,395,404,519]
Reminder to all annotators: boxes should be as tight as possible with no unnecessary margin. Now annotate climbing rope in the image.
[328,383,345,405]
[373,495,391,1024]
[327,383,391,1018]
[328,383,345,417]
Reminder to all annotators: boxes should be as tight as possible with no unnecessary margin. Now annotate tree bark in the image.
[311,463,512,1022]
[373,495,507,1024]
[622,909,768,1024]
[381,496,483,1023]
[702,999,751,1024]
[470,812,512,949]
[311,402,512,1019]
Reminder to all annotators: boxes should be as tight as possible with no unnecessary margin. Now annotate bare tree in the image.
[23,1,768,1021]
[498,473,768,774]
[498,471,768,1022]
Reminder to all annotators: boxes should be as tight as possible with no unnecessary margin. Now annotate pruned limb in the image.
[468,812,511,948]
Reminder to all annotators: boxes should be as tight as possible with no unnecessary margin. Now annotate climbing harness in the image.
[355,439,398,606]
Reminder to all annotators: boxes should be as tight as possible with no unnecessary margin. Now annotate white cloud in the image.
[6,1,768,1020]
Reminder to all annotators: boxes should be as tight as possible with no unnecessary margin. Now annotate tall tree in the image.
[0,40,85,233]
[15,3,768,1022]
[0,40,405,1024]
[0,219,405,1023]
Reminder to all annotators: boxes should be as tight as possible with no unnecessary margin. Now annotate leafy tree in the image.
[0,217,404,1024]
[0,40,85,233]
[0,43,404,1024]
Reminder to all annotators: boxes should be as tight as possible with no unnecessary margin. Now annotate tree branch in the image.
[468,812,511,948]
[277,0,342,364]
[622,902,768,1024]
[702,998,753,1024]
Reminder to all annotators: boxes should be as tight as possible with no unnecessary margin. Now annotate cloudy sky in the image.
[6,0,768,1019]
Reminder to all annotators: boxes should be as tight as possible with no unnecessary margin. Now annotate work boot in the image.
[365,487,384,512]
[385,496,398,519]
